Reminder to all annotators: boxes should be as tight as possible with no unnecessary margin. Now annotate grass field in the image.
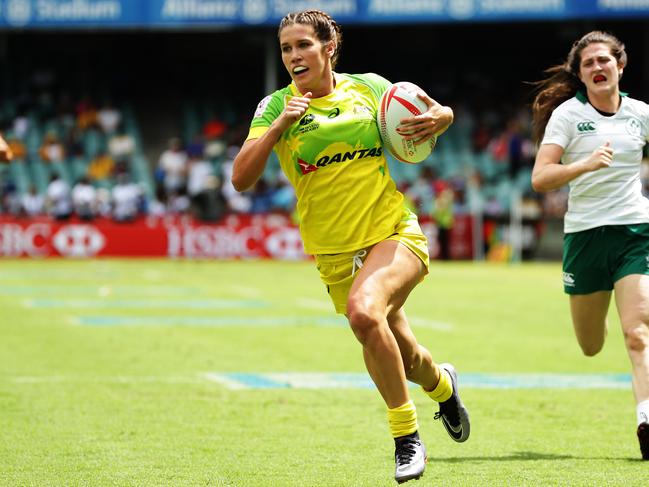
[0,259,646,486]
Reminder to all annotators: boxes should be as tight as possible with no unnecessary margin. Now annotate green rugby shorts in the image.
[562,224,649,294]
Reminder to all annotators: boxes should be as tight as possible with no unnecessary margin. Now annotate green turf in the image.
[0,259,646,486]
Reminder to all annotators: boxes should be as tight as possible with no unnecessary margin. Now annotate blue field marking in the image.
[27,298,268,309]
[205,372,632,390]
[77,315,347,327]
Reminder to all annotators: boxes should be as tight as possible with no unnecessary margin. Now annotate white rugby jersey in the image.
[542,92,649,233]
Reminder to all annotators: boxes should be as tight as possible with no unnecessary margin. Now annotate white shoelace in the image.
[351,249,367,277]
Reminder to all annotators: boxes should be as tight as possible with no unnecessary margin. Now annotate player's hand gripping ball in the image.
[377,82,437,163]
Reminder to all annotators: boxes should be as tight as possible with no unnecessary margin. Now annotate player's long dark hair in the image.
[531,31,627,144]
[278,10,343,69]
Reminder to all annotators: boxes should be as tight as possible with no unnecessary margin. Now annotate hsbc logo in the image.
[577,121,596,132]
[53,225,106,257]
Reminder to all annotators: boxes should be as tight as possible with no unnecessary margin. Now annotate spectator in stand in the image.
[1,179,20,215]
[471,119,491,154]
[221,145,252,213]
[203,118,228,162]
[64,127,85,160]
[433,186,455,260]
[250,178,274,213]
[97,101,122,135]
[204,136,226,161]
[45,174,72,220]
[39,132,66,163]
[111,172,141,222]
[186,147,220,220]
[186,133,206,161]
[107,123,136,160]
[203,117,227,140]
[166,188,191,215]
[157,137,188,197]
[270,172,296,213]
[147,186,168,218]
[11,112,30,141]
[87,150,115,184]
[76,96,98,130]
[6,134,27,161]
[21,185,45,217]
[0,134,13,162]
[406,166,436,215]
[71,176,97,220]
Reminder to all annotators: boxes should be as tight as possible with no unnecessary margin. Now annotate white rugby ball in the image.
[377,82,437,164]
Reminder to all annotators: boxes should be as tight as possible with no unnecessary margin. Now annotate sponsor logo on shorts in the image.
[563,272,575,287]
[577,121,596,133]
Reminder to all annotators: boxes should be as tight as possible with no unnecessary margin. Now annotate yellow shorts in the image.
[314,210,429,314]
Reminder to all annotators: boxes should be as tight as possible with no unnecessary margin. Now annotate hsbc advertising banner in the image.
[0,214,307,259]
[0,213,474,259]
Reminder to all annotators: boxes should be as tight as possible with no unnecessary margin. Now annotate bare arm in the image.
[531,142,613,193]
[397,92,453,145]
[0,135,13,163]
[232,93,312,192]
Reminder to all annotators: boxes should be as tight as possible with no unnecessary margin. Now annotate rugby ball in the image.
[378,82,437,164]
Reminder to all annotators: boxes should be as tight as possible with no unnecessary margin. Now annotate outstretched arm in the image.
[532,142,613,192]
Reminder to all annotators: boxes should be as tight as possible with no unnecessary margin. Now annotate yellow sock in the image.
[387,400,418,438]
[423,366,453,403]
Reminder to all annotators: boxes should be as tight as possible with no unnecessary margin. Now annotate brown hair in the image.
[531,31,627,144]
[278,10,343,69]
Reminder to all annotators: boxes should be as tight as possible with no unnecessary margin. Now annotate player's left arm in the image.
[397,92,453,145]
[0,134,13,163]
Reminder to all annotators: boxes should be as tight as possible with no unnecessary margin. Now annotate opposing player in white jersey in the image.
[532,31,649,460]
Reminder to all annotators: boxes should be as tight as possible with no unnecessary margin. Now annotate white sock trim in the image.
[637,399,649,426]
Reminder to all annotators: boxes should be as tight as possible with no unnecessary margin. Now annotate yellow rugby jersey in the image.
[247,72,404,254]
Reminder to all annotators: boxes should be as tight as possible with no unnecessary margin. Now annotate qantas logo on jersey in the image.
[297,159,319,175]
[295,146,384,175]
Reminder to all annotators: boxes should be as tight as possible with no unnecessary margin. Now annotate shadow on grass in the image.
[438,451,638,462]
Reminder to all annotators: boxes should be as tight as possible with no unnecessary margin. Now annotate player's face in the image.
[578,43,623,98]
[279,23,334,95]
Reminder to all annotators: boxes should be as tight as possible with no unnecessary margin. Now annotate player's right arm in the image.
[0,134,13,163]
[232,92,312,192]
[532,142,613,193]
